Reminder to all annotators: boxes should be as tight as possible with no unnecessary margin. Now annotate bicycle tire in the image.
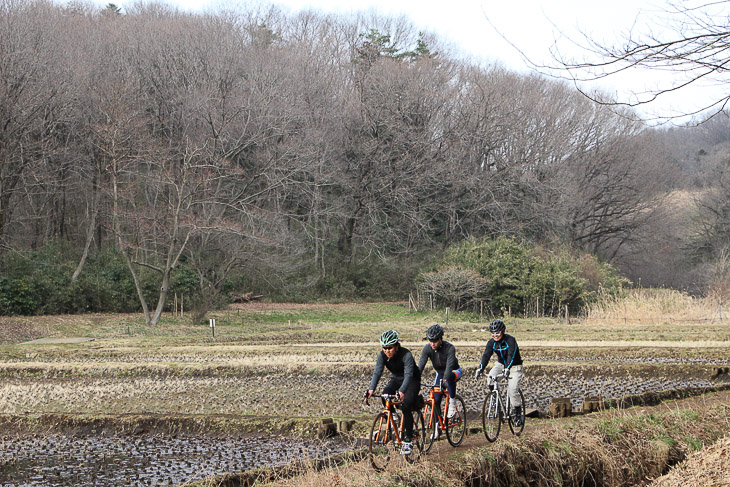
[445,394,467,446]
[481,389,501,442]
[507,389,526,436]
[403,410,426,464]
[369,412,392,471]
[423,400,438,453]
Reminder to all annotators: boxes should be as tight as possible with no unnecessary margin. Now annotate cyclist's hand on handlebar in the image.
[398,391,405,402]
[439,379,447,391]
[474,367,483,379]
[364,389,374,404]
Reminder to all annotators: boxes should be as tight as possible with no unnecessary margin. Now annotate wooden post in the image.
[565,305,569,324]
[174,293,178,317]
[181,295,184,317]
[445,307,449,325]
[480,301,483,319]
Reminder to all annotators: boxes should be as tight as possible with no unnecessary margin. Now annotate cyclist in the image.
[474,319,524,427]
[418,324,462,427]
[366,329,422,455]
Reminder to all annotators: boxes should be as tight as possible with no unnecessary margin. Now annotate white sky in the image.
[89,0,725,123]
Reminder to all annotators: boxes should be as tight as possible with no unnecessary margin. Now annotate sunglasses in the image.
[382,346,394,350]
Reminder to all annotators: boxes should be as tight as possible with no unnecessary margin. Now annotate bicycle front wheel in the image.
[423,400,439,453]
[403,410,426,464]
[445,395,467,446]
[481,390,501,442]
[369,412,393,471]
[507,389,526,436]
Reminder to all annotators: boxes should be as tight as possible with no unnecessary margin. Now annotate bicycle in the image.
[421,382,467,451]
[479,371,526,442]
[364,392,426,471]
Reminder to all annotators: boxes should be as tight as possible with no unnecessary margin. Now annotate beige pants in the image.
[488,363,523,408]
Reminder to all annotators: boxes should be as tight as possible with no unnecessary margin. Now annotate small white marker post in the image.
[209,318,216,337]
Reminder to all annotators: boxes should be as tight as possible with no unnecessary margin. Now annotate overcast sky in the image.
[86,0,723,123]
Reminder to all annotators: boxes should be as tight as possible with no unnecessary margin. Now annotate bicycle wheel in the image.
[507,389,526,436]
[481,390,501,442]
[423,400,437,453]
[403,410,426,464]
[369,412,393,471]
[445,394,467,446]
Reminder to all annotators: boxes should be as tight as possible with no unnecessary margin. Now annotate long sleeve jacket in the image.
[369,345,420,393]
[479,334,522,370]
[418,340,460,380]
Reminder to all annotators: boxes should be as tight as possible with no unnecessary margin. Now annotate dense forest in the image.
[1,0,728,323]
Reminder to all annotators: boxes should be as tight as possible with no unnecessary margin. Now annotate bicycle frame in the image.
[366,392,425,471]
[421,382,467,448]
[481,372,525,442]
[371,394,406,446]
[423,384,450,434]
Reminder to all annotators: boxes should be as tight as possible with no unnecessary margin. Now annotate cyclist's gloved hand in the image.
[439,379,447,391]
[364,389,374,404]
[474,367,483,379]
[504,369,510,379]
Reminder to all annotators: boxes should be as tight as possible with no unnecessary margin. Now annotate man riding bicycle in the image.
[418,324,462,425]
[366,329,422,455]
[474,319,524,427]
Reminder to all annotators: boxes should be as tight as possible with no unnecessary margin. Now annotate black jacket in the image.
[418,340,460,380]
[369,345,421,393]
[479,334,522,369]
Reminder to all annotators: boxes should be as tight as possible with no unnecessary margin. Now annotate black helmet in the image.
[489,319,506,334]
[425,324,444,341]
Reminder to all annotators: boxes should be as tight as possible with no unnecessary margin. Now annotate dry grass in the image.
[649,435,730,487]
[584,288,726,325]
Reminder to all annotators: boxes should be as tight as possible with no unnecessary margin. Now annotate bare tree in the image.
[0,0,69,248]
[547,1,730,120]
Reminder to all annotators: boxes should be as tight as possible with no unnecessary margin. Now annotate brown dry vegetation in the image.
[649,435,730,487]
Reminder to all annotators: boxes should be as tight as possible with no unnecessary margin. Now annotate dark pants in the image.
[434,368,461,409]
[382,376,420,439]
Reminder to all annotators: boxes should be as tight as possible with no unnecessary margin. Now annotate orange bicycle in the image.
[364,392,425,471]
[421,382,467,451]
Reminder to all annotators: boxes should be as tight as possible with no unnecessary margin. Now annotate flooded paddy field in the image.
[0,434,350,486]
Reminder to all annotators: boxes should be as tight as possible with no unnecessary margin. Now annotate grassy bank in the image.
[189,390,730,487]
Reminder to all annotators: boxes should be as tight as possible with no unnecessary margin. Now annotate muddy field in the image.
[0,304,728,486]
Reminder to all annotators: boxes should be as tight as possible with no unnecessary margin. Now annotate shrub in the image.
[419,236,626,316]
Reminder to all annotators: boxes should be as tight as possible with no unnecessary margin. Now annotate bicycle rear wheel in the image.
[403,410,425,464]
[481,390,501,442]
[369,412,393,471]
[507,389,526,436]
[445,394,467,446]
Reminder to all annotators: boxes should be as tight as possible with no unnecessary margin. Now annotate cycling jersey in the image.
[418,340,460,381]
[479,334,522,370]
[369,345,421,393]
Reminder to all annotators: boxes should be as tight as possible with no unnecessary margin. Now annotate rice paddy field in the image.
[0,299,729,486]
